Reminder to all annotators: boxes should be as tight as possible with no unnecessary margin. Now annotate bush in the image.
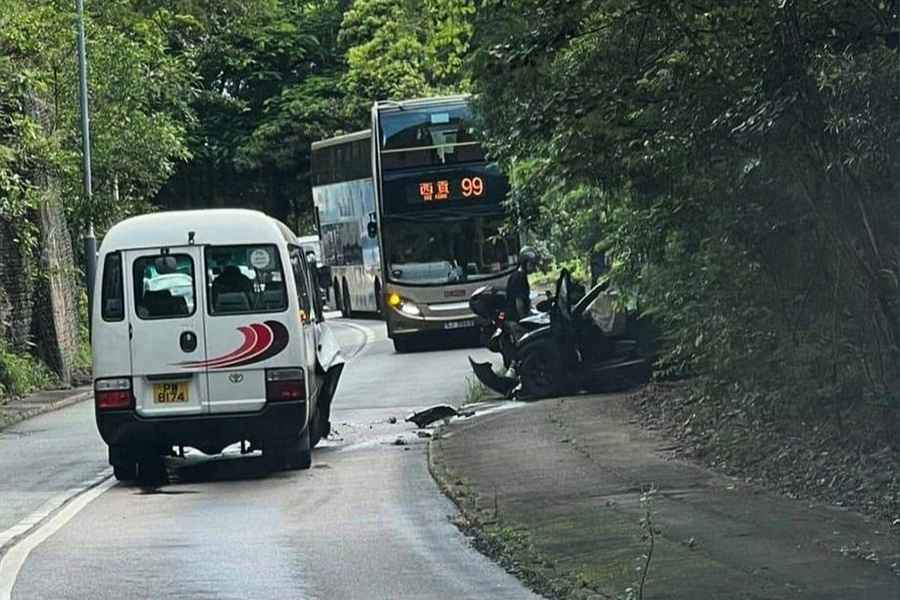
[0,339,57,399]
[471,1,900,421]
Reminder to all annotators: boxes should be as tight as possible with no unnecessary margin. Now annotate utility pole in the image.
[76,0,96,329]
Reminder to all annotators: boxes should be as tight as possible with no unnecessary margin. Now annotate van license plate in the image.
[444,319,475,330]
[153,382,189,404]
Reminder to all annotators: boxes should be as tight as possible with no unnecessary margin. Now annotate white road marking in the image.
[0,469,110,550]
[0,473,115,600]
[334,320,377,359]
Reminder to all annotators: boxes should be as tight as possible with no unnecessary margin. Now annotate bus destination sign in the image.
[417,176,485,203]
[381,164,508,214]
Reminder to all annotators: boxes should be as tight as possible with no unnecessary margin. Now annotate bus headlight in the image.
[400,301,421,317]
[388,293,422,317]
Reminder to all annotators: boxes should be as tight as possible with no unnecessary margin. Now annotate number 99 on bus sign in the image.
[417,176,485,203]
[461,176,484,197]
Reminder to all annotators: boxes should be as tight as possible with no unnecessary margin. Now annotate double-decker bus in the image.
[310,130,381,317]
[372,95,519,352]
[311,95,519,351]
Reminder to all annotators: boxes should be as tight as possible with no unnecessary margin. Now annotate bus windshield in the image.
[383,214,519,285]
[379,104,486,170]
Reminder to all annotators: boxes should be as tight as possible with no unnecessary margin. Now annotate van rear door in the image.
[204,244,294,414]
[126,247,208,417]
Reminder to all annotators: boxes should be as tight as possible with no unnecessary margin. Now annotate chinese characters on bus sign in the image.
[418,177,485,202]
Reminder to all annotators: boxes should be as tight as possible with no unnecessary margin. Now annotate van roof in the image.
[100,209,298,253]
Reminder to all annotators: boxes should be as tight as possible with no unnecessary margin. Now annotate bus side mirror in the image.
[316,265,332,289]
[367,221,378,239]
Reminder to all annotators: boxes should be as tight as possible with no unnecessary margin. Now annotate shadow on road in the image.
[125,443,342,492]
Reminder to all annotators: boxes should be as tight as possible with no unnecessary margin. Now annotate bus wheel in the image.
[341,280,352,318]
[333,279,342,314]
[393,335,414,353]
[374,281,384,317]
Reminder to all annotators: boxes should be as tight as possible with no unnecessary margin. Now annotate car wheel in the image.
[113,462,137,482]
[519,339,564,399]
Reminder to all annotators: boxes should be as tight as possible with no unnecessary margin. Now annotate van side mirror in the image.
[316,265,332,289]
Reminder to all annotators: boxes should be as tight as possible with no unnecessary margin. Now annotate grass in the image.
[0,338,57,400]
[530,259,591,290]
[73,291,92,374]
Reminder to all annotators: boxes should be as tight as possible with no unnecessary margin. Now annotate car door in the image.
[204,243,295,414]
[125,247,208,417]
[290,246,323,402]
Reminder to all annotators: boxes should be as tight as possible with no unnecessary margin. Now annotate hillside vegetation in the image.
[2,1,898,432]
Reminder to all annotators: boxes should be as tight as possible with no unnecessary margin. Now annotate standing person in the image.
[506,246,540,321]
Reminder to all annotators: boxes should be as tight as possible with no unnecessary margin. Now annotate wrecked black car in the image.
[469,269,652,399]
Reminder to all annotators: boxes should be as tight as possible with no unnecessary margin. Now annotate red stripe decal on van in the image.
[178,325,257,368]
[174,321,288,369]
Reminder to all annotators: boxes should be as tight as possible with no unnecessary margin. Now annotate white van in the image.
[92,209,344,481]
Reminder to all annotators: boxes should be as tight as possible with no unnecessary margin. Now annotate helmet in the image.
[518,246,540,268]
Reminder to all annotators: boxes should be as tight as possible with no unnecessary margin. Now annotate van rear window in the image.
[101,253,124,322]
[133,255,196,320]
[205,245,287,315]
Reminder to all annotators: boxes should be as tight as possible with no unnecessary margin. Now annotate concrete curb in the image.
[0,387,92,431]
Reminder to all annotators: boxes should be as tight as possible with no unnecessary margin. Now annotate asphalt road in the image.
[1,318,538,600]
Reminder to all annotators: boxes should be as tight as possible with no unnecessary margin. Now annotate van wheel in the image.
[113,462,137,482]
[265,429,312,471]
[137,455,167,485]
[341,280,353,318]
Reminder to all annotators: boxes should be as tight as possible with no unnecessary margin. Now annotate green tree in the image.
[470,0,900,414]
[154,0,352,230]
[1,0,196,236]
[338,0,475,120]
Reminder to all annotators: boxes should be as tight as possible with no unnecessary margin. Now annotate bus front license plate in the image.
[153,382,189,404]
[444,320,475,330]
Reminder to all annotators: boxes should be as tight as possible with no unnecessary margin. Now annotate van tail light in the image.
[266,368,306,402]
[95,377,134,411]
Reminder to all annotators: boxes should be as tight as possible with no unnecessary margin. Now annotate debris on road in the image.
[406,404,459,428]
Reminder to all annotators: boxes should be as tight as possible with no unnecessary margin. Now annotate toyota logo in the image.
[228,373,244,383]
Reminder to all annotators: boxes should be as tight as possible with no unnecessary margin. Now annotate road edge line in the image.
[0,390,92,433]
[333,320,376,359]
[0,476,116,600]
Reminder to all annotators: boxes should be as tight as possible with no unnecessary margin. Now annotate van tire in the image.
[113,462,137,482]
[264,428,312,471]
[137,455,167,485]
